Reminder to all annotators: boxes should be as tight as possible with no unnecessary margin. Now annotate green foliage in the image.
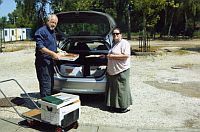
[193,30,200,37]
[0,17,7,28]
[131,0,166,33]
[75,0,95,10]
[0,0,200,39]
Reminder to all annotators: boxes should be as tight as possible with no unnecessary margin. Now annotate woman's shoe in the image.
[106,106,115,112]
[120,108,130,113]
[114,108,130,113]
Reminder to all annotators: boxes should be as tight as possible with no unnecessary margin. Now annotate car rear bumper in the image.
[53,77,106,94]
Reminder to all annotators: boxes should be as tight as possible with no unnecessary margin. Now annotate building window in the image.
[12,30,14,35]
[4,30,7,36]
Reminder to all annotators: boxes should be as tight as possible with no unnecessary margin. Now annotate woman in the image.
[105,27,132,113]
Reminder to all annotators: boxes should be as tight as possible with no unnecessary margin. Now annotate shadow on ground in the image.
[145,81,200,98]
[181,47,200,53]
[0,92,40,108]
[18,119,77,132]
[77,94,112,112]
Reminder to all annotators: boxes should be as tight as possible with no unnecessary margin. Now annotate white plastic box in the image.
[38,93,80,126]
[60,64,82,77]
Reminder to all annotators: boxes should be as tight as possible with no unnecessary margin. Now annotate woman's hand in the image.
[107,53,115,59]
[100,54,106,58]
[107,53,129,60]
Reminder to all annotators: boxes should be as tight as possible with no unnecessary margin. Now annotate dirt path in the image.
[1,39,200,129]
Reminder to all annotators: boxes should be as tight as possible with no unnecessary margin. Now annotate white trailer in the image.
[16,28,27,41]
[3,28,16,42]
[1,28,30,42]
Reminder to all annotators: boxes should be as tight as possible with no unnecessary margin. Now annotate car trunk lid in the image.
[56,11,116,38]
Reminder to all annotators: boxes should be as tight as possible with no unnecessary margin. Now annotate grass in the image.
[1,41,35,52]
[173,50,190,55]
[4,46,26,52]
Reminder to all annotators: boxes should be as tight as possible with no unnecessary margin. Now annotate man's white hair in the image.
[47,14,58,22]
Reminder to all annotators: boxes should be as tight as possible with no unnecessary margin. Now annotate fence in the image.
[139,34,150,52]
[0,28,4,52]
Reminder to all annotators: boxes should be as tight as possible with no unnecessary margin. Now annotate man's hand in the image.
[57,51,68,56]
[51,52,61,60]
[39,47,61,60]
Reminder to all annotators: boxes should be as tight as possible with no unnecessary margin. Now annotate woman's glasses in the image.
[112,33,120,35]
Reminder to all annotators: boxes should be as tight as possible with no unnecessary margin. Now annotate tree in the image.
[132,0,166,37]
[189,0,200,34]
[160,0,200,37]
[1,0,199,39]
[0,17,6,28]
[167,1,179,36]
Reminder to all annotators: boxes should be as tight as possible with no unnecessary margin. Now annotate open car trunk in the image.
[54,40,108,78]
[53,11,116,94]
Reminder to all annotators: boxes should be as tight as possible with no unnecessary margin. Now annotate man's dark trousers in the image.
[35,58,54,98]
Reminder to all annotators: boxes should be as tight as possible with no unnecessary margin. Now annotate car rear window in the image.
[56,23,110,36]
[61,41,108,52]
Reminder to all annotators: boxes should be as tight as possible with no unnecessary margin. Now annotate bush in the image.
[193,30,200,38]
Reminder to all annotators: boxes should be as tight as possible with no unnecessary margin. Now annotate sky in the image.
[0,0,16,17]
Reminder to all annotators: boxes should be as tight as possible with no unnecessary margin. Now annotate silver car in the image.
[53,11,116,94]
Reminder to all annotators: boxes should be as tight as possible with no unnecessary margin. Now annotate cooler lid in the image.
[38,93,80,109]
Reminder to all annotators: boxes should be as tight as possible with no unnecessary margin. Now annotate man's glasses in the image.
[112,33,120,35]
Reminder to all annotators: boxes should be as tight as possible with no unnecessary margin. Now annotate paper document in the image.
[59,53,79,61]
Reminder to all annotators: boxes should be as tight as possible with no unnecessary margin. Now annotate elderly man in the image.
[35,14,61,98]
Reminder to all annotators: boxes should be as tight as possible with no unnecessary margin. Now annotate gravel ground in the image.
[1,40,200,129]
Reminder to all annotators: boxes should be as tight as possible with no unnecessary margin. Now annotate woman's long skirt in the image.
[105,69,132,109]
